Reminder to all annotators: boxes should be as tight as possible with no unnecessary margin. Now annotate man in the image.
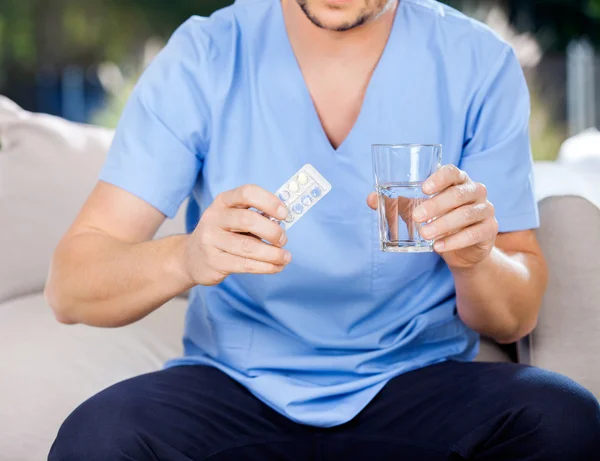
[47,0,600,459]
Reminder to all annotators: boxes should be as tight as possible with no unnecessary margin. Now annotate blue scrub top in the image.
[100,0,539,427]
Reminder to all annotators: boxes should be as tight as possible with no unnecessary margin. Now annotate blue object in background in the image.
[36,67,61,117]
[62,66,86,123]
[11,65,107,123]
[84,67,107,122]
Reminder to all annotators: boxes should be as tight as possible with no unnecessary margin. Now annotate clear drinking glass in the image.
[372,144,442,253]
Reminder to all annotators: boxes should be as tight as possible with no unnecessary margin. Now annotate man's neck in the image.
[281,0,398,63]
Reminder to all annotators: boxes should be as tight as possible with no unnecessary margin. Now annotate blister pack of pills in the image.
[263,164,332,231]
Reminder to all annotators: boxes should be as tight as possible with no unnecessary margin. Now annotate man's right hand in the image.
[46,182,291,326]
[182,185,292,286]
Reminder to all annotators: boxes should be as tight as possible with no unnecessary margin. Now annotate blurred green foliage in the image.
[1,0,596,161]
[0,0,598,72]
[0,0,234,71]
[506,0,600,51]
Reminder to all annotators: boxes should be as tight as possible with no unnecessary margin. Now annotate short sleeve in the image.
[99,18,211,218]
[459,46,539,233]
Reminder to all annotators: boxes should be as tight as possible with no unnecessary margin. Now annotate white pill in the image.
[288,181,299,193]
[297,173,309,185]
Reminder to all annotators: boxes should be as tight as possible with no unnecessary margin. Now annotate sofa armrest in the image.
[528,195,600,398]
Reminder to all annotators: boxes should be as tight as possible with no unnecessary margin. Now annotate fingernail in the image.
[422,225,436,239]
[434,241,445,251]
[284,251,292,264]
[413,207,427,222]
[279,233,288,246]
[277,205,288,220]
[423,181,434,193]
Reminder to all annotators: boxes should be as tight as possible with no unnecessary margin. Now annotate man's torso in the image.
[99,0,530,426]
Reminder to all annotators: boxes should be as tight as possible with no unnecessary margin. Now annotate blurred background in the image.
[0,0,599,161]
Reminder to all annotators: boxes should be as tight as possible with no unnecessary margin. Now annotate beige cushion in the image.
[475,338,512,363]
[533,196,600,399]
[0,96,186,304]
[0,294,187,461]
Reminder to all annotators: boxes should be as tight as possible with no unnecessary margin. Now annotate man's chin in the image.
[304,8,369,31]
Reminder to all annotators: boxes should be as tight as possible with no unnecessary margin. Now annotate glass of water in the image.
[372,144,442,253]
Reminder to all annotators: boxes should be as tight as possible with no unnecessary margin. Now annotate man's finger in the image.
[420,202,494,240]
[367,192,378,210]
[433,219,499,253]
[422,164,468,195]
[413,182,483,223]
[383,194,399,241]
[213,229,292,266]
[213,250,286,275]
[219,185,288,221]
[220,208,287,247]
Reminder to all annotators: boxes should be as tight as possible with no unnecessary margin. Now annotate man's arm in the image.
[46,182,291,328]
[45,182,190,327]
[452,231,547,344]
[367,164,548,344]
[414,164,547,344]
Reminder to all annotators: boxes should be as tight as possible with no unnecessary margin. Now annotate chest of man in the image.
[302,60,375,151]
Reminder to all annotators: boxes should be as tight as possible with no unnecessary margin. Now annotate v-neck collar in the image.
[274,0,404,154]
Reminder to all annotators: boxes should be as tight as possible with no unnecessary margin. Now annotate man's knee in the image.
[49,381,155,461]
[519,369,600,459]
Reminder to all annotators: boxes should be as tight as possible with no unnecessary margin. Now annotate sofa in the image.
[1,95,599,461]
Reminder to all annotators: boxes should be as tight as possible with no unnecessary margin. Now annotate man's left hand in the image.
[414,165,498,269]
[366,165,498,269]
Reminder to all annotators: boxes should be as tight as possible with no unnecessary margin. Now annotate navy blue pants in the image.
[49,362,600,460]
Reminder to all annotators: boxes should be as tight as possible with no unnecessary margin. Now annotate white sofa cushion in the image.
[534,161,600,211]
[0,294,187,461]
[0,96,186,303]
[0,97,112,303]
